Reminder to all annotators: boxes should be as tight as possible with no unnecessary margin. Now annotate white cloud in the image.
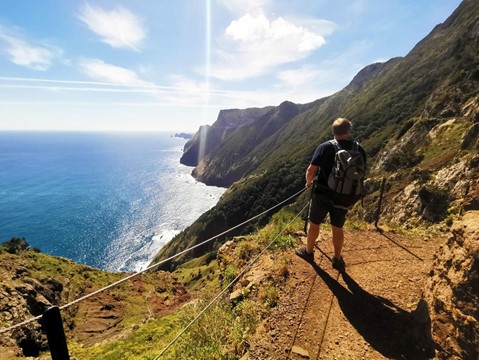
[274,40,379,103]
[164,75,219,105]
[286,17,337,37]
[0,25,61,71]
[78,3,146,51]
[216,0,269,15]
[208,13,326,81]
[79,59,150,85]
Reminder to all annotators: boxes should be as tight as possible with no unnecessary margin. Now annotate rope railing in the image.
[0,187,306,335]
[0,315,43,335]
[153,202,309,359]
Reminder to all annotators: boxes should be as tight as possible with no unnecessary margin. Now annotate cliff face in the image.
[424,213,479,359]
[180,106,274,167]
[179,124,222,167]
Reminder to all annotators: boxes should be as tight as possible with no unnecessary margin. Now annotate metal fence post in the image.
[374,178,386,228]
[42,306,70,360]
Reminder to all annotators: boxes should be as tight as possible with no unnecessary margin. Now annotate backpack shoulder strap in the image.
[352,141,359,151]
[329,139,341,151]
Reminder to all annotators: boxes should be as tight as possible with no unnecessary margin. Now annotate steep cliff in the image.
[180,106,274,167]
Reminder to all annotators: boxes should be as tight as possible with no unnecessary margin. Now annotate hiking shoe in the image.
[295,247,314,262]
[332,256,345,271]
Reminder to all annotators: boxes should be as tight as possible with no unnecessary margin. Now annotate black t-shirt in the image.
[311,139,366,187]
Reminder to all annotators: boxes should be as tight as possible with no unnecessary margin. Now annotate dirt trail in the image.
[245,227,446,359]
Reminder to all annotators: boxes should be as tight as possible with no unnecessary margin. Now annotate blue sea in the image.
[0,132,225,272]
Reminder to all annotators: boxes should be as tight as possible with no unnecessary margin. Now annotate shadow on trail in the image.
[376,227,424,262]
[309,263,435,360]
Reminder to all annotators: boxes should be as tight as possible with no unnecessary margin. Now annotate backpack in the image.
[327,140,365,208]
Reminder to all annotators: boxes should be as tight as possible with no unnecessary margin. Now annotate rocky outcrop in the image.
[371,112,479,227]
[424,214,479,359]
[0,280,57,357]
[180,106,274,167]
[180,125,223,166]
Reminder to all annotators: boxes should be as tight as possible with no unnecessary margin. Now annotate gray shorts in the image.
[309,192,348,228]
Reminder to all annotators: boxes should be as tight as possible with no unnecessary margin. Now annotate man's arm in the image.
[306,164,319,188]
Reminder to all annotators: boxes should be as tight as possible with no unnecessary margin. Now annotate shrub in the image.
[383,148,424,171]
[2,237,29,254]
[419,185,451,222]
[258,285,279,309]
[272,234,296,250]
[222,265,237,289]
[236,241,261,262]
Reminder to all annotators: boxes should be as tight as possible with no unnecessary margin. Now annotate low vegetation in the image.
[72,208,307,359]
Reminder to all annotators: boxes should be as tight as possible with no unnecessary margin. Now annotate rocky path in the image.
[245,226,446,359]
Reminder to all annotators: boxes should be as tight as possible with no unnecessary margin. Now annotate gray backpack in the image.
[327,140,365,205]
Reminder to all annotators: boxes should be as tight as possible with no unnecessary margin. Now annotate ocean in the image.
[0,132,225,272]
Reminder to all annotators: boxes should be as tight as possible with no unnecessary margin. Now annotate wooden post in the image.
[42,306,70,360]
[374,178,386,229]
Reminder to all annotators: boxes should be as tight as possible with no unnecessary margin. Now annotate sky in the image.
[0,0,462,132]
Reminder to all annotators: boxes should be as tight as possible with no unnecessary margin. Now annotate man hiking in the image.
[295,117,366,271]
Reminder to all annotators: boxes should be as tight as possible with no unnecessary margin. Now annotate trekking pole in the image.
[303,178,317,234]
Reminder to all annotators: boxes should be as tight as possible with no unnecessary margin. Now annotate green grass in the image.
[257,208,304,249]
[164,298,257,359]
[69,310,184,360]
[420,120,468,167]
[175,259,220,291]
[69,296,259,360]
[343,219,370,231]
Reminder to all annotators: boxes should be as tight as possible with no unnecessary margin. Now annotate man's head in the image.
[332,118,352,139]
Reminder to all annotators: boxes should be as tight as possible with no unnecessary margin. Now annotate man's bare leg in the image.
[331,225,344,259]
[306,222,320,254]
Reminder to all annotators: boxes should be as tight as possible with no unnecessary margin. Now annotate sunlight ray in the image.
[198,0,212,165]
